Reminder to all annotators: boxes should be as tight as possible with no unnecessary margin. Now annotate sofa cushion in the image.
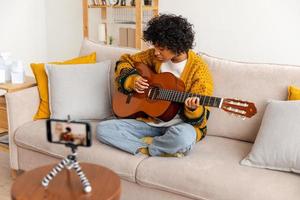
[14,119,147,182]
[241,100,300,173]
[288,85,300,100]
[201,53,300,142]
[46,61,112,120]
[136,136,300,200]
[30,52,97,120]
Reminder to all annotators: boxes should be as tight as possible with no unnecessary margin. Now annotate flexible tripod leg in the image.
[41,157,70,187]
[41,145,92,193]
[72,161,92,193]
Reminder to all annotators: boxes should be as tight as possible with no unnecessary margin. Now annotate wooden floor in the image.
[0,151,12,200]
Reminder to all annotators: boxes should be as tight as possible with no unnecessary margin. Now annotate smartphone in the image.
[46,119,92,147]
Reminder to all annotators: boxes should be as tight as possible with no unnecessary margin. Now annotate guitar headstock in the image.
[221,98,257,118]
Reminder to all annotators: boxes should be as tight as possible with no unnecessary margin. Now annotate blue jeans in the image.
[96,119,196,156]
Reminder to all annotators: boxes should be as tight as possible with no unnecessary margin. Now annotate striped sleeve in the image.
[115,49,155,94]
[180,62,213,127]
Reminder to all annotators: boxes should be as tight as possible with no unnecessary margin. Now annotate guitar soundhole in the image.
[148,87,160,100]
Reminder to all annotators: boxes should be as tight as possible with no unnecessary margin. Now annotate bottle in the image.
[0,52,12,82]
[0,58,5,83]
[11,61,25,84]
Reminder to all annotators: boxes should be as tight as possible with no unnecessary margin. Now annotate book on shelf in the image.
[119,28,128,47]
[93,0,100,6]
[119,27,136,48]
[127,28,136,48]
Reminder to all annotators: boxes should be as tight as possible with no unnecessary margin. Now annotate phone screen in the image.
[46,119,91,147]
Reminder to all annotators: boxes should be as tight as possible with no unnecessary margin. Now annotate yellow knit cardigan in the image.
[115,48,214,141]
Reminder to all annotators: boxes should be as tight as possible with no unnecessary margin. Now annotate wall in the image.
[0,0,47,75]
[45,0,83,61]
[1,0,300,73]
[159,0,300,65]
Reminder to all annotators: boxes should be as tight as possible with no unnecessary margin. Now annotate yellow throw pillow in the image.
[288,85,300,100]
[31,52,96,119]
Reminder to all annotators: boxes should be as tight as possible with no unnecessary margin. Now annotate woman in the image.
[96,14,213,157]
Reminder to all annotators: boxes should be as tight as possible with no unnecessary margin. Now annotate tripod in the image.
[41,144,92,193]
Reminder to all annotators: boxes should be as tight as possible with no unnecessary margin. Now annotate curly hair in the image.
[143,14,195,54]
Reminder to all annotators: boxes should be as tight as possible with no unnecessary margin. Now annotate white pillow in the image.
[241,100,300,173]
[46,61,112,120]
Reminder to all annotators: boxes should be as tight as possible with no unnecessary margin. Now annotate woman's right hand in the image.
[134,76,149,93]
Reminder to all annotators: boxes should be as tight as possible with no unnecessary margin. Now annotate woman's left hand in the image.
[185,97,200,111]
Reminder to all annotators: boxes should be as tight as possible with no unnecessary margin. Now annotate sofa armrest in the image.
[5,86,39,170]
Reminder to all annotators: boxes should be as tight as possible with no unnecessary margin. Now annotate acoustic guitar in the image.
[113,63,257,121]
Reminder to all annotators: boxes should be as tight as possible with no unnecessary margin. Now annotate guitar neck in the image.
[155,88,223,108]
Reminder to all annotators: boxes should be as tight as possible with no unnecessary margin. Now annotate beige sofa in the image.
[6,39,300,200]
